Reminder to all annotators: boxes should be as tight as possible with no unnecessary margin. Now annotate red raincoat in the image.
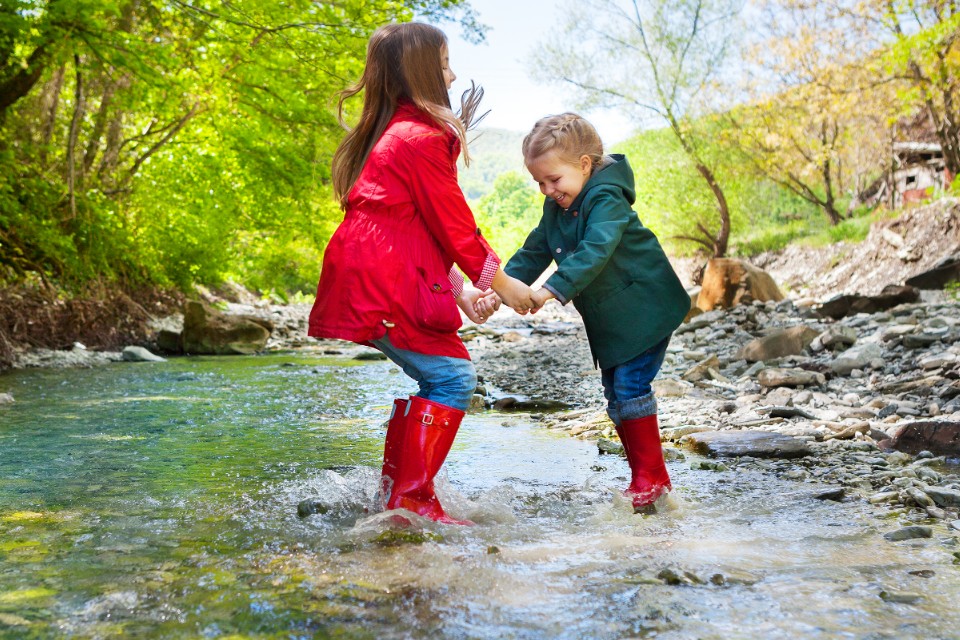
[308,100,500,359]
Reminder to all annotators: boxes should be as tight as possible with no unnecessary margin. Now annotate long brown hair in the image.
[331,23,484,208]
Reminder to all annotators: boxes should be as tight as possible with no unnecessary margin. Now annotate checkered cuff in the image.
[448,266,464,298]
[474,253,500,291]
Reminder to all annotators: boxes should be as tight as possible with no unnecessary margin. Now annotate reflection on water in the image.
[1,353,958,639]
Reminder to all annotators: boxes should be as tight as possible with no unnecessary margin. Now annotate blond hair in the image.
[331,23,484,209]
[522,113,605,169]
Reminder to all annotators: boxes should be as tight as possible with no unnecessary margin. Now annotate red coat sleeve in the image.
[397,130,500,289]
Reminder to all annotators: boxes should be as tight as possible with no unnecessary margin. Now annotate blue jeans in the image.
[371,336,477,411]
[601,336,670,426]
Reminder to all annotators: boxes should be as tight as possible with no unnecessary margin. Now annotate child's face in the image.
[441,46,456,90]
[526,151,592,209]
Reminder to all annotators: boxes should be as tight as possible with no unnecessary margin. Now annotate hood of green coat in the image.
[562,153,635,212]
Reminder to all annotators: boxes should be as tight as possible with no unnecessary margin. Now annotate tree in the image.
[533,0,743,257]
[0,0,483,292]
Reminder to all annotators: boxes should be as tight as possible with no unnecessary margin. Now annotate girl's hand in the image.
[456,288,487,324]
[474,290,501,319]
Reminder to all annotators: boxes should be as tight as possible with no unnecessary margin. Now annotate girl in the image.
[479,113,690,513]
[308,23,536,525]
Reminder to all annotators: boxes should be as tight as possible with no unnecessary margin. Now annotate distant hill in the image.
[459,128,528,200]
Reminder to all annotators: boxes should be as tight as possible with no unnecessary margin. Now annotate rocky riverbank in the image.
[466,290,960,539]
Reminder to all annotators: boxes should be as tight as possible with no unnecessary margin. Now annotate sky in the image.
[439,0,636,145]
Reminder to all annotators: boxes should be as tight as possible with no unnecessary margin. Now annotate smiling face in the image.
[526,150,593,209]
[441,46,456,90]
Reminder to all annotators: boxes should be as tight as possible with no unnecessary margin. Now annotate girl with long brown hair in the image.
[308,22,536,525]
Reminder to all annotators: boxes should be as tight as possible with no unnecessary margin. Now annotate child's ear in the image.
[579,155,592,175]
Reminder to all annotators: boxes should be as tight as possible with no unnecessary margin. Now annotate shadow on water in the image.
[1,353,959,639]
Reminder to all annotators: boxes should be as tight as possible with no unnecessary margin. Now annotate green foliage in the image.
[471,171,543,259]
[459,128,527,199]
[0,0,481,295]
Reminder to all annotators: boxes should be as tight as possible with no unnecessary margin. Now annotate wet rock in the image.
[181,299,271,355]
[758,368,826,388]
[493,397,571,411]
[657,567,704,586]
[697,258,784,311]
[121,346,166,362]
[879,590,924,604]
[887,421,960,456]
[690,460,729,471]
[830,343,884,375]
[598,438,624,456]
[468,394,487,412]
[813,487,846,501]
[950,520,960,532]
[155,329,183,354]
[0,392,13,405]
[883,526,933,541]
[297,499,330,518]
[682,430,813,459]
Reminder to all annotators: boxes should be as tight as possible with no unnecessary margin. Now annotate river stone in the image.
[181,299,271,355]
[736,325,820,362]
[879,590,924,604]
[757,368,826,388]
[924,486,960,508]
[661,425,716,441]
[883,525,933,541]
[681,430,812,459]
[121,346,166,362]
[950,520,960,532]
[830,343,884,375]
[887,421,960,456]
[0,393,13,405]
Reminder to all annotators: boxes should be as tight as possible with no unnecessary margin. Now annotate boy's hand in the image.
[529,288,556,313]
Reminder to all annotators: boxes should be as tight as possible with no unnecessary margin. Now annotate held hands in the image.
[489,268,556,315]
[456,288,488,324]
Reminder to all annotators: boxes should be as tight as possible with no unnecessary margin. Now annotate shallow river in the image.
[1,353,959,639]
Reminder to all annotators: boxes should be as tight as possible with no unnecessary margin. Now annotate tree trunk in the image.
[39,65,67,163]
[66,56,86,220]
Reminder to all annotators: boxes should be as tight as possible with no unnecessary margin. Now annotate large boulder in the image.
[181,300,271,355]
[904,252,960,289]
[886,421,960,456]
[816,284,920,320]
[697,258,784,312]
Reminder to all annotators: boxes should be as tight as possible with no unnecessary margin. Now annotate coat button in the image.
[432,283,441,291]
[571,210,578,217]
[555,247,562,254]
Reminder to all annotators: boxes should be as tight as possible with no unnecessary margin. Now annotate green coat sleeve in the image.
[545,186,631,302]
[504,213,553,286]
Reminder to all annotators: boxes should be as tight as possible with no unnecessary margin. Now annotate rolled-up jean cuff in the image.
[614,392,657,423]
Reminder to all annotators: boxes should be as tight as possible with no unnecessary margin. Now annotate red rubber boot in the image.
[380,396,473,525]
[616,414,672,514]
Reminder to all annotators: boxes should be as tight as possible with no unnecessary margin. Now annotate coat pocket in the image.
[414,268,462,333]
